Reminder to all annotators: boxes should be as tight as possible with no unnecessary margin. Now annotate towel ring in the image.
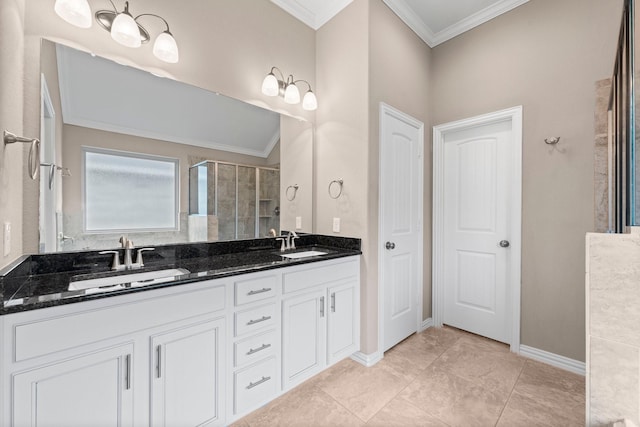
[286,184,299,201]
[4,130,40,180]
[328,179,343,199]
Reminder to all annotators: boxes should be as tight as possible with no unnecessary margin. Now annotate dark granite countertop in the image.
[0,234,361,315]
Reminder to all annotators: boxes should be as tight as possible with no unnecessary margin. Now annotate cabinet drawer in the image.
[234,275,277,306]
[235,303,276,337]
[282,258,358,294]
[234,357,277,415]
[234,330,276,368]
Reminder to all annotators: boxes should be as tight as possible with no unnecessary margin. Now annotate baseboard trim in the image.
[419,318,434,332]
[519,345,585,376]
[351,351,383,367]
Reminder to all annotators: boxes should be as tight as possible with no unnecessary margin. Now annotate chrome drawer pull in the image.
[247,376,271,390]
[247,343,271,355]
[247,287,272,296]
[125,354,132,390]
[247,315,272,325]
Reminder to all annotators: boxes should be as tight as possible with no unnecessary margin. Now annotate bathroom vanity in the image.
[0,235,361,426]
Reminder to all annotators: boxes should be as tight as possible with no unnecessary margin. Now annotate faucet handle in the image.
[100,250,122,271]
[136,248,154,267]
[275,237,286,252]
[288,231,299,250]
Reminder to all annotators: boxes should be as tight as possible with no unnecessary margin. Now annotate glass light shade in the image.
[261,73,279,97]
[153,31,179,63]
[302,90,318,111]
[111,12,141,48]
[54,0,92,28]
[284,83,300,104]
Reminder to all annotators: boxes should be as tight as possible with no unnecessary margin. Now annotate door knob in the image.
[499,240,510,248]
[385,242,396,250]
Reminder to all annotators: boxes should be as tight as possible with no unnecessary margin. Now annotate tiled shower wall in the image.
[594,78,611,233]
[586,229,640,425]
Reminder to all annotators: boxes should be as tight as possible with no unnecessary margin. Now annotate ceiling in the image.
[271,0,530,47]
[56,44,280,158]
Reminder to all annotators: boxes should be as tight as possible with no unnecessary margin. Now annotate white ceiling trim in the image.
[382,0,436,46]
[64,115,275,158]
[271,0,353,30]
[383,0,530,47]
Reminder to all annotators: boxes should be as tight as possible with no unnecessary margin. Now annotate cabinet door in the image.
[281,288,326,390]
[327,281,360,365]
[13,344,134,427]
[150,318,225,427]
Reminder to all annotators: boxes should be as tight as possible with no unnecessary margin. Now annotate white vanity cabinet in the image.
[1,279,227,427]
[1,255,360,426]
[12,343,135,427]
[281,258,360,390]
[150,318,225,427]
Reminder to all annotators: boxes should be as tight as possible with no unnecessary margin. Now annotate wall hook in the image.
[544,137,561,145]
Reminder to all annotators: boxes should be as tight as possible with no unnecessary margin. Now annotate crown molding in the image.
[383,0,529,47]
[271,0,353,30]
[382,0,436,46]
[432,0,530,46]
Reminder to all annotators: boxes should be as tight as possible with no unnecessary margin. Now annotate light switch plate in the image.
[3,222,11,256]
[295,216,302,230]
[332,217,340,233]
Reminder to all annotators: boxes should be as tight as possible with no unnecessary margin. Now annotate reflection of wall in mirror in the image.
[58,124,279,251]
[281,115,313,234]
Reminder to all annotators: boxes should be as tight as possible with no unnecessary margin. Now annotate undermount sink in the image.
[280,250,328,259]
[68,268,190,291]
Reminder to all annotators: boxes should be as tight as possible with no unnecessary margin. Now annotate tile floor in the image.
[233,326,585,427]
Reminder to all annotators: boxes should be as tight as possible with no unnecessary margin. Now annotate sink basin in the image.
[280,250,328,259]
[68,268,190,291]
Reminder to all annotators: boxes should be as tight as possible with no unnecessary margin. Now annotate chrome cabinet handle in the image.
[247,376,271,390]
[125,354,132,390]
[499,240,510,248]
[385,242,396,250]
[247,316,271,325]
[320,296,325,318]
[156,345,162,378]
[247,343,271,355]
[247,288,272,296]
[331,292,336,313]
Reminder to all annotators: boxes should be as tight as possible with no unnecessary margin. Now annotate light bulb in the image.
[302,90,318,111]
[111,10,141,48]
[261,73,279,97]
[54,0,92,28]
[284,83,300,104]
[153,31,179,63]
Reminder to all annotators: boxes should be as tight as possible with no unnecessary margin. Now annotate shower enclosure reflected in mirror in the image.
[36,39,312,252]
[188,161,280,241]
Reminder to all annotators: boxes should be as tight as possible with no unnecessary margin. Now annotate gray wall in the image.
[0,0,25,268]
[430,0,623,361]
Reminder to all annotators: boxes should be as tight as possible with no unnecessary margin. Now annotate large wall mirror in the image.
[38,39,313,253]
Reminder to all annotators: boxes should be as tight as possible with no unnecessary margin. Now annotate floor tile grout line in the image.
[492,359,526,427]
[313,385,369,424]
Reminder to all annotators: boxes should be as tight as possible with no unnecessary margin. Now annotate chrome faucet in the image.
[275,231,299,252]
[287,231,299,250]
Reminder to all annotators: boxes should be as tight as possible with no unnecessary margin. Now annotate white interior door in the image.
[380,103,423,352]
[441,119,516,344]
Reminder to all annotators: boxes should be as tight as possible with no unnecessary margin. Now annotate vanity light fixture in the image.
[261,67,318,111]
[54,0,180,63]
[54,0,93,28]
